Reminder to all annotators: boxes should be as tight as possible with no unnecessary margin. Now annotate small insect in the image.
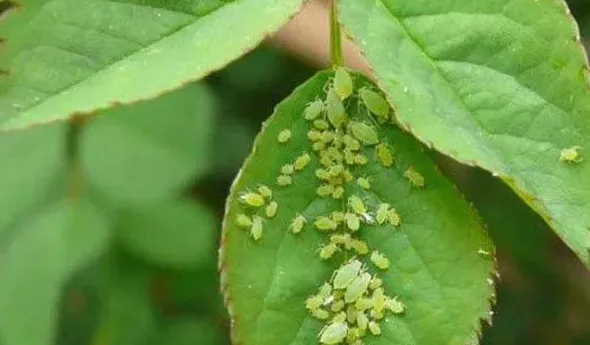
[350,239,369,255]
[331,212,346,224]
[281,164,295,175]
[355,297,373,311]
[313,119,330,130]
[388,208,401,226]
[276,174,292,186]
[312,308,330,320]
[326,88,347,128]
[346,327,362,344]
[368,321,382,335]
[235,214,252,229]
[343,135,361,151]
[304,99,325,120]
[294,152,312,170]
[559,145,582,163]
[370,251,390,270]
[375,143,394,167]
[317,184,335,197]
[357,177,371,190]
[315,216,338,231]
[348,121,379,145]
[333,67,353,100]
[477,248,491,256]
[375,203,390,225]
[319,322,348,345]
[257,185,273,200]
[344,272,371,303]
[315,168,331,180]
[251,216,263,241]
[319,243,339,259]
[370,308,384,320]
[342,170,354,182]
[239,191,265,207]
[385,297,405,314]
[318,282,333,300]
[306,295,323,311]
[331,299,345,313]
[333,259,363,289]
[369,276,382,290]
[330,233,350,246]
[348,195,367,215]
[354,154,368,165]
[290,214,307,234]
[332,186,345,199]
[312,141,326,152]
[308,129,322,142]
[404,167,426,188]
[345,212,360,232]
[329,164,344,176]
[356,312,369,331]
[331,311,347,323]
[371,287,386,313]
[346,305,357,324]
[359,87,389,119]
[265,201,278,218]
[344,150,356,165]
[277,129,292,143]
[321,130,335,144]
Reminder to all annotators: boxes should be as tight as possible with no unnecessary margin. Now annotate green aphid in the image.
[313,141,326,152]
[257,185,273,200]
[388,208,401,226]
[319,322,348,345]
[368,321,382,336]
[404,167,425,188]
[330,233,351,245]
[333,259,363,289]
[370,251,390,270]
[290,214,307,234]
[342,170,354,182]
[348,195,367,215]
[359,87,389,119]
[375,203,390,225]
[277,129,292,143]
[307,129,322,142]
[355,298,373,311]
[294,152,312,170]
[321,130,335,144]
[304,99,324,120]
[315,168,331,180]
[369,276,383,290]
[318,282,333,300]
[344,150,356,165]
[281,164,295,175]
[305,295,323,311]
[317,184,335,197]
[329,164,345,176]
[319,243,339,259]
[326,88,347,128]
[333,67,354,100]
[346,326,362,344]
[239,191,265,207]
[331,212,346,224]
[559,145,582,163]
[350,239,369,255]
[313,119,330,130]
[348,121,379,145]
[251,216,263,241]
[343,135,361,151]
[315,216,338,231]
[332,186,344,199]
[332,132,344,149]
[375,143,394,167]
[312,308,330,320]
[265,201,278,218]
[276,174,293,186]
[345,272,372,303]
[345,212,360,232]
[357,177,371,190]
[332,311,347,323]
[385,297,405,314]
[331,299,345,313]
[356,311,369,331]
[354,154,368,165]
[235,214,252,229]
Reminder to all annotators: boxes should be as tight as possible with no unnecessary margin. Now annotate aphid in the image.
[315,216,339,231]
[330,233,350,246]
[371,287,386,313]
[290,214,307,234]
[333,67,353,100]
[251,216,263,241]
[281,164,295,175]
[306,295,323,311]
[348,121,379,145]
[345,212,360,232]
[344,150,356,165]
[478,248,491,256]
[355,298,373,311]
[326,88,347,128]
[370,251,390,270]
[356,312,369,331]
[345,327,362,344]
[314,119,330,130]
[357,177,371,190]
[313,141,326,152]
[265,201,278,218]
[308,129,322,142]
[276,174,292,186]
[331,299,345,312]
[318,282,333,300]
[350,239,369,255]
[319,322,348,345]
[321,130,335,144]
[375,143,394,167]
[294,152,312,170]
[239,191,265,207]
[331,212,346,224]
[332,311,347,323]
[345,272,372,303]
[346,305,358,323]
[354,154,368,165]
[235,214,252,229]
[370,309,384,320]
[304,99,324,120]
[343,135,361,151]
[559,145,582,163]
[388,208,401,226]
[313,308,330,320]
[404,167,425,188]
[385,297,405,314]
[317,184,335,197]
[257,185,273,200]
[348,195,367,215]
[368,321,382,335]
[277,129,292,143]
[359,87,389,118]
[376,203,390,225]
[315,168,331,180]
[328,164,344,177]
[333,259,363,289]
[369,276,382,290]
[332,132,343,149]
[319,243,339,259]
[342,170,354,182]
[332,186,345,199]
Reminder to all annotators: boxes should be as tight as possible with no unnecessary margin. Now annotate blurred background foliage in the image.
[0,1,590,345]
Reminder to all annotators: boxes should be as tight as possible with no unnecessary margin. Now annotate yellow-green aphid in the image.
[319,243,339,259]
[315,168,331,180]
[559,145,582,163]
[355,298,373,311]
[345,212,360,232]
[332,132,343,149]
[304,99,324,120]
[317,184,335,197]
[331,211,346,224]
[346,305,358,324]
[404,167,425,188]
[348,195,367,215]
[318,282,332,300]
[345,272,372,303]
[276,174,292,186]
[372,287,386,313]
[343,170,354,182]
[277,129,292,143]
[257,185,273,200]
[328,164,344,176]
[333,259,363,289]
[315,216,339,231]
[344,150,356,165]
[368,321,382,336]
[346,327,362,344]
[294,152,312,171]
[251,216,263,241]
[348,121,379,145]
[313,141,326,152]
[343,134,361,151]
[350,239,369,255]
[354,154,368,165]
[370,251,390,270]
[321,130,335,144]
[375,143,394,167]
[388,208,401,226]
[326,88,347,128]
[385,297,405,314]
[359,87,389,119]
[281,164,295,175]
[306,295,323,311]
[265,201,278,218]
[357,177,371,190]
[369,276,382,290]
[239,191,265,207]
[308,129,322,142]
[319,322,348,345]
[333,67,354,100]
[313,308,330,320]
[314,119,330,130]
[332,311,347,323]
[331,299,345,313]
[332,186,345,199]
[330,233,350,246]
[356,312,369,331]
[290,214,306,234]
[235,214,252,229]
[370,309,384,320]
[375,203,390,225]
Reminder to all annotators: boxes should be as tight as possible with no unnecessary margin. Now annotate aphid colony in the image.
[234,68,424,344]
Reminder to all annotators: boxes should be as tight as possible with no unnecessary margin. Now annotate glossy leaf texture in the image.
[220,71,495,345]
[339,0,590,268]
[0,0,305,130]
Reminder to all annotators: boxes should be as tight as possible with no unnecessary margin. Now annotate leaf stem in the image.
[330,0,343,67]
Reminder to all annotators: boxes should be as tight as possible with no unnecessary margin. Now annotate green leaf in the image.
[80,83,215,205]
[117,198,217,269]
[220,71,494,345]
[339,0,590,267]
[148,318,221,345]
[0,0,306,130]
[0,199,111,345]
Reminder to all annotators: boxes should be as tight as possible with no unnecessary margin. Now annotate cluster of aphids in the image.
[235,67,426,344]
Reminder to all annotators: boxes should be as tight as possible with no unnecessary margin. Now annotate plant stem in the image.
[330,0,343,67]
